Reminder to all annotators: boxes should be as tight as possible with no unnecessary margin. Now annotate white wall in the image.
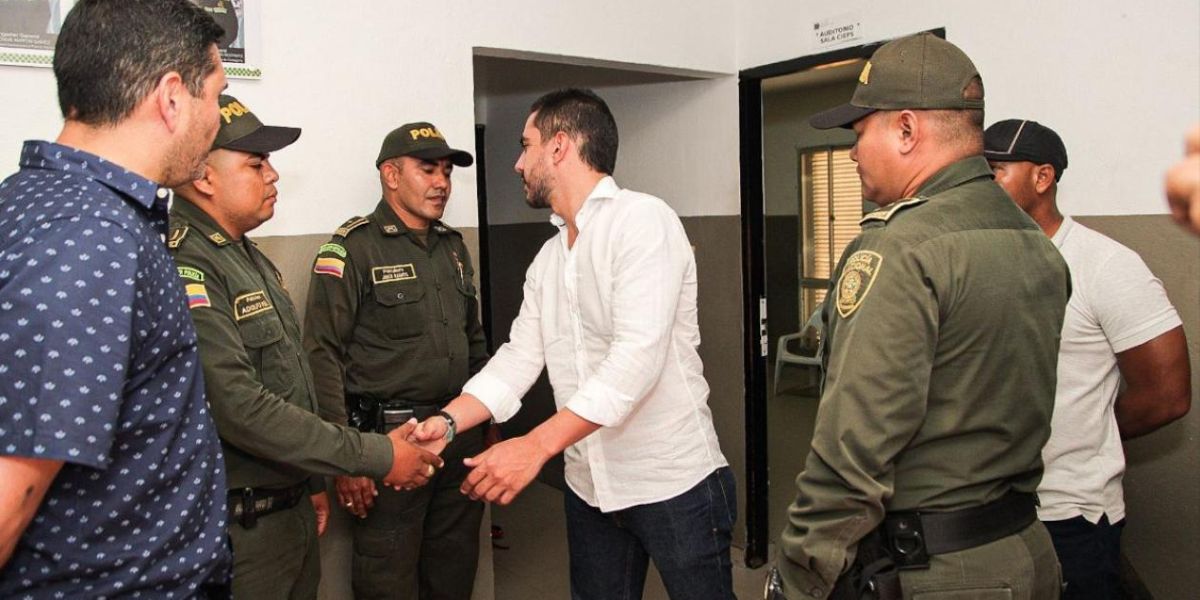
[737,0,1200,217]
[478,59,740,226]
[0,0,738,237]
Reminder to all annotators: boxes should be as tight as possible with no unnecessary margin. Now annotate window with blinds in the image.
[799,147,863,320]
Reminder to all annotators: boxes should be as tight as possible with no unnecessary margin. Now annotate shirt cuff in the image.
[360,432,396,480]
[564,378,635,428]
[462,370,523,423]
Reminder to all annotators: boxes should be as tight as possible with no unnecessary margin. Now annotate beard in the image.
[160,113,217,187]
[523,172,551,209]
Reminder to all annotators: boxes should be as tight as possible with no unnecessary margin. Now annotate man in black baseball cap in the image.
[305,120,489,599]
[772,33,1068,600]
[169,96,445,599]
[986,118,1190,600]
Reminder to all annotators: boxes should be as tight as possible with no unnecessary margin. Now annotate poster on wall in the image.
[0,0,261,79]
[0,0,75,67]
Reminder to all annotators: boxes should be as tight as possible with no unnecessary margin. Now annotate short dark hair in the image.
[926,76,986,151]
[530,88,618,175]
[53,0,224,126]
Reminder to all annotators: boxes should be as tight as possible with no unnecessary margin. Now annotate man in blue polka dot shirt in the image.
[0,1,234,598]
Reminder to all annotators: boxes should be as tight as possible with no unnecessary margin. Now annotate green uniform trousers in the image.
[351,428,486,600]
[897,521,1061,599]
[229,497,321,600]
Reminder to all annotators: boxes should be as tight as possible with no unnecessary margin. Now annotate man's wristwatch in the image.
[437,410,457,442]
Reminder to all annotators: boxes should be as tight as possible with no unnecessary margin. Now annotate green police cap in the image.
[376,122,474,168]
[212,94,301,153]
[810,33,984,130]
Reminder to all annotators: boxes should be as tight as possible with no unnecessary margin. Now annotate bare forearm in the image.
[527,408,602,458]
[0,457,63,568]
[442,393,498,434]
[1116,384,1191,439]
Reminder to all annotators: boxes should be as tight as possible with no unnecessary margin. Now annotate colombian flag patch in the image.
[314,257,345,278]
[186,283,211,309]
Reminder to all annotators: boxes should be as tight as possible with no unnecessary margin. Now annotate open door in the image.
[737,30,943,567]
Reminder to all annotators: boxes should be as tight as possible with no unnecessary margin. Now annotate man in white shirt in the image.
[414,88,733,599]
[986,119,1192,600]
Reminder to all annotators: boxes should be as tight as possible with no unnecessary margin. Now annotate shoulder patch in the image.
[185,283,211,309]
[318,242,347,258]
[860,197,928,225]
[167,225,189,249]
[836,251,884,318]
[234,291,273,321]
[177,266,206,282]
[314,257,345,278]
[334,216,370,238]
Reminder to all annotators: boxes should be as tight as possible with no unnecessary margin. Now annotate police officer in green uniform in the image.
[169,95,444,600]
[767,34,1069,599]
[304,122,489,600]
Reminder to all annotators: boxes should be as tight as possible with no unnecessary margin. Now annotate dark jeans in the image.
[1043,514,1124,600]
[564,467,736,600]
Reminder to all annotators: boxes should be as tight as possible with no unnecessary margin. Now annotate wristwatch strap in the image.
[437,410,457,442]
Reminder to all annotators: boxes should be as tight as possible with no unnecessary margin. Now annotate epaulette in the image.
[167,224,189,249]
[334,216,370,238]
[860,197,928,225]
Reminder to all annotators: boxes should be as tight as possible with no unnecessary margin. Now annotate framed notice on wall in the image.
[0,0,75,67]
[0,0,262,79]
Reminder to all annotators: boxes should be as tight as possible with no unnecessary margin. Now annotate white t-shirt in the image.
[1037,217,1182,523]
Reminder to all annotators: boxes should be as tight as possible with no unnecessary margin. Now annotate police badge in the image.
[836,250,883,318]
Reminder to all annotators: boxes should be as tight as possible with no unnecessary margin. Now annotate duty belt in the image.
[880,491,1037,569]
[228,482,308,530]
[346,394,449,433]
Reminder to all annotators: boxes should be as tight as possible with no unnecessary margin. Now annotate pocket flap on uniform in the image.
[238,314,284,348]
[373,281,425,307]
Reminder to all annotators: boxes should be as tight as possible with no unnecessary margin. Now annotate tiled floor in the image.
[492,481,769,599]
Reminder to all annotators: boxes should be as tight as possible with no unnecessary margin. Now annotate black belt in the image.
[881,491,1037,568]
[228,482,308,529]
[347,394,448,433]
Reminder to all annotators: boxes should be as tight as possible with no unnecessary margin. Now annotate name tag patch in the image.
[372,264,416,284]
[234,291,273,321]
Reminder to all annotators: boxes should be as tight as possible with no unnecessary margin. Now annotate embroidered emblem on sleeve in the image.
[836,251,883,318]
[185,283,211,309]
[319,243,347,258]
[314,257,345,278]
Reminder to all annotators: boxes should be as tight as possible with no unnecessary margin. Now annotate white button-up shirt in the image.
[463,177,727,512]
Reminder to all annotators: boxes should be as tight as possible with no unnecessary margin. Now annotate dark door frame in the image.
[737,29,943,568]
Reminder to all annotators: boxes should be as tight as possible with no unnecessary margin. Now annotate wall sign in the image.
[812,14,864,49]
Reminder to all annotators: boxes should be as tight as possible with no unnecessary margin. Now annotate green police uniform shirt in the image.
[303,200,489,425]
[168,199,394,492]
[779,157,1071,597]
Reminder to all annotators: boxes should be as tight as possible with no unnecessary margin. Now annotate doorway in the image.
[737,30,942,566]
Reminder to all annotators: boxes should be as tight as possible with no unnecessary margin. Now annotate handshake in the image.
[338,416,453,518]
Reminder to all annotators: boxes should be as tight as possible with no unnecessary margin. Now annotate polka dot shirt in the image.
[0,141,231,598]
